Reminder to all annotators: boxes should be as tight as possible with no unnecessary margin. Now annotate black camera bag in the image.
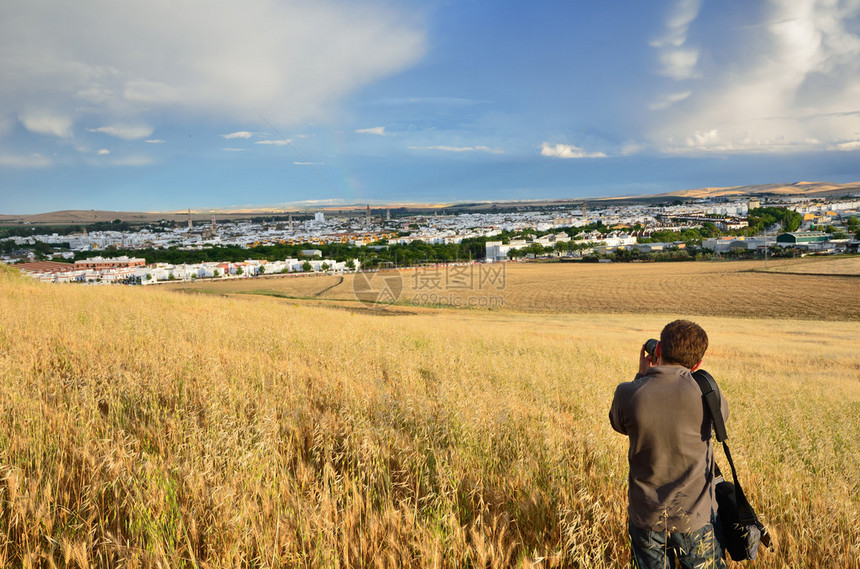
[693,369,771,562]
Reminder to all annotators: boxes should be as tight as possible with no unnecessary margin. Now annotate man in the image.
[609,319,728,568]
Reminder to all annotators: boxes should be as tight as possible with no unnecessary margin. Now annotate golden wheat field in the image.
[171,258,860,320]
[1,262,859,568]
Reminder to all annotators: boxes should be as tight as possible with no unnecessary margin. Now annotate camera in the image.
[644,338,658,357]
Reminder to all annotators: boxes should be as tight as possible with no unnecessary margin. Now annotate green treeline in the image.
[0,240,67,256]
[746,207,803,233]
[71,239,490,268]
[636,223,720,244]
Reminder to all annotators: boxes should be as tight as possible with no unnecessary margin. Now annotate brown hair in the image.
[660,319,708,368]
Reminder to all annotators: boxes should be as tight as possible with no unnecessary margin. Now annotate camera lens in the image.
[645,338,658,356]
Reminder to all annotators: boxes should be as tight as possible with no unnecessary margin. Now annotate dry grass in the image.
[178,259,860,320]
[1,264,858,567]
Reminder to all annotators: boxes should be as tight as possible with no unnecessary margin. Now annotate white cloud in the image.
[356,126,387,135]
[108,155,154,166]
[18,111,73,138]
[145,139,165,144]
[96,148,111,155]
[221,131,254,140]
[88,125,153,140]
[651,0,703,48]
[650,90,692,111]
[664,128,821,154]
[649,0,860,154]
[376,96,483,106]
[831,140,860,151]
[620,141,648,156]
[408,145,504,154]
[540,143,606,159]
[657,48,700,80]
[0,1,425,129]
[256,139,291,146]
[0,153,52,168]
[651,0,703,80]
[223,148,245,152]
[283,198,342,206]
[687,129,719,147]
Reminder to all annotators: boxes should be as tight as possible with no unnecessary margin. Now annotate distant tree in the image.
[235,266,243,276]
[280,267,289,274]
[32,241,54,260]
[258,265,265,275]
[748,207,802,233]
[700,222,719,238]
[213,269,220,277]
[786,212,802,232]
[321,262,330,271]
[345,259,356,270]
[302,261,312,272]
[168,273,176,281]
[523,243,546,257]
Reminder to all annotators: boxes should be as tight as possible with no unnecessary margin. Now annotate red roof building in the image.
[73,256,146,270]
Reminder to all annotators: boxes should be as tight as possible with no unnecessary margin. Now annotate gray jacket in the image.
[609,365,729,532]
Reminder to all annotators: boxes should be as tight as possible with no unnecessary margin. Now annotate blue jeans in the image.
[629,520,726,569]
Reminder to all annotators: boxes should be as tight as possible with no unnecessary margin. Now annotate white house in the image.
[484,239,527,262]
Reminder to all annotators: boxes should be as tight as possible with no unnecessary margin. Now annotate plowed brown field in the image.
[171,258,860,320]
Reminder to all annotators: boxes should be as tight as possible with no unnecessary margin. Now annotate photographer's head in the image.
[658,319,708,370]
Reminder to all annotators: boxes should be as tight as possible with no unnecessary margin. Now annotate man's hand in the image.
[638,343,656,375]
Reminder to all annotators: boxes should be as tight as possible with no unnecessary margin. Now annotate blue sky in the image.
[2,0,859,214]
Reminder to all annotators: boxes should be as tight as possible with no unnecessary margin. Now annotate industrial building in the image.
[775,231,829,246]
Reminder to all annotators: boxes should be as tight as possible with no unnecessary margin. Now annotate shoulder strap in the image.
[692,369,727,442]
[692,369,759,527]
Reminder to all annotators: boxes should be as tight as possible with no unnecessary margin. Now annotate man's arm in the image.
[610,343,653,435]
[609,384,627,434]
